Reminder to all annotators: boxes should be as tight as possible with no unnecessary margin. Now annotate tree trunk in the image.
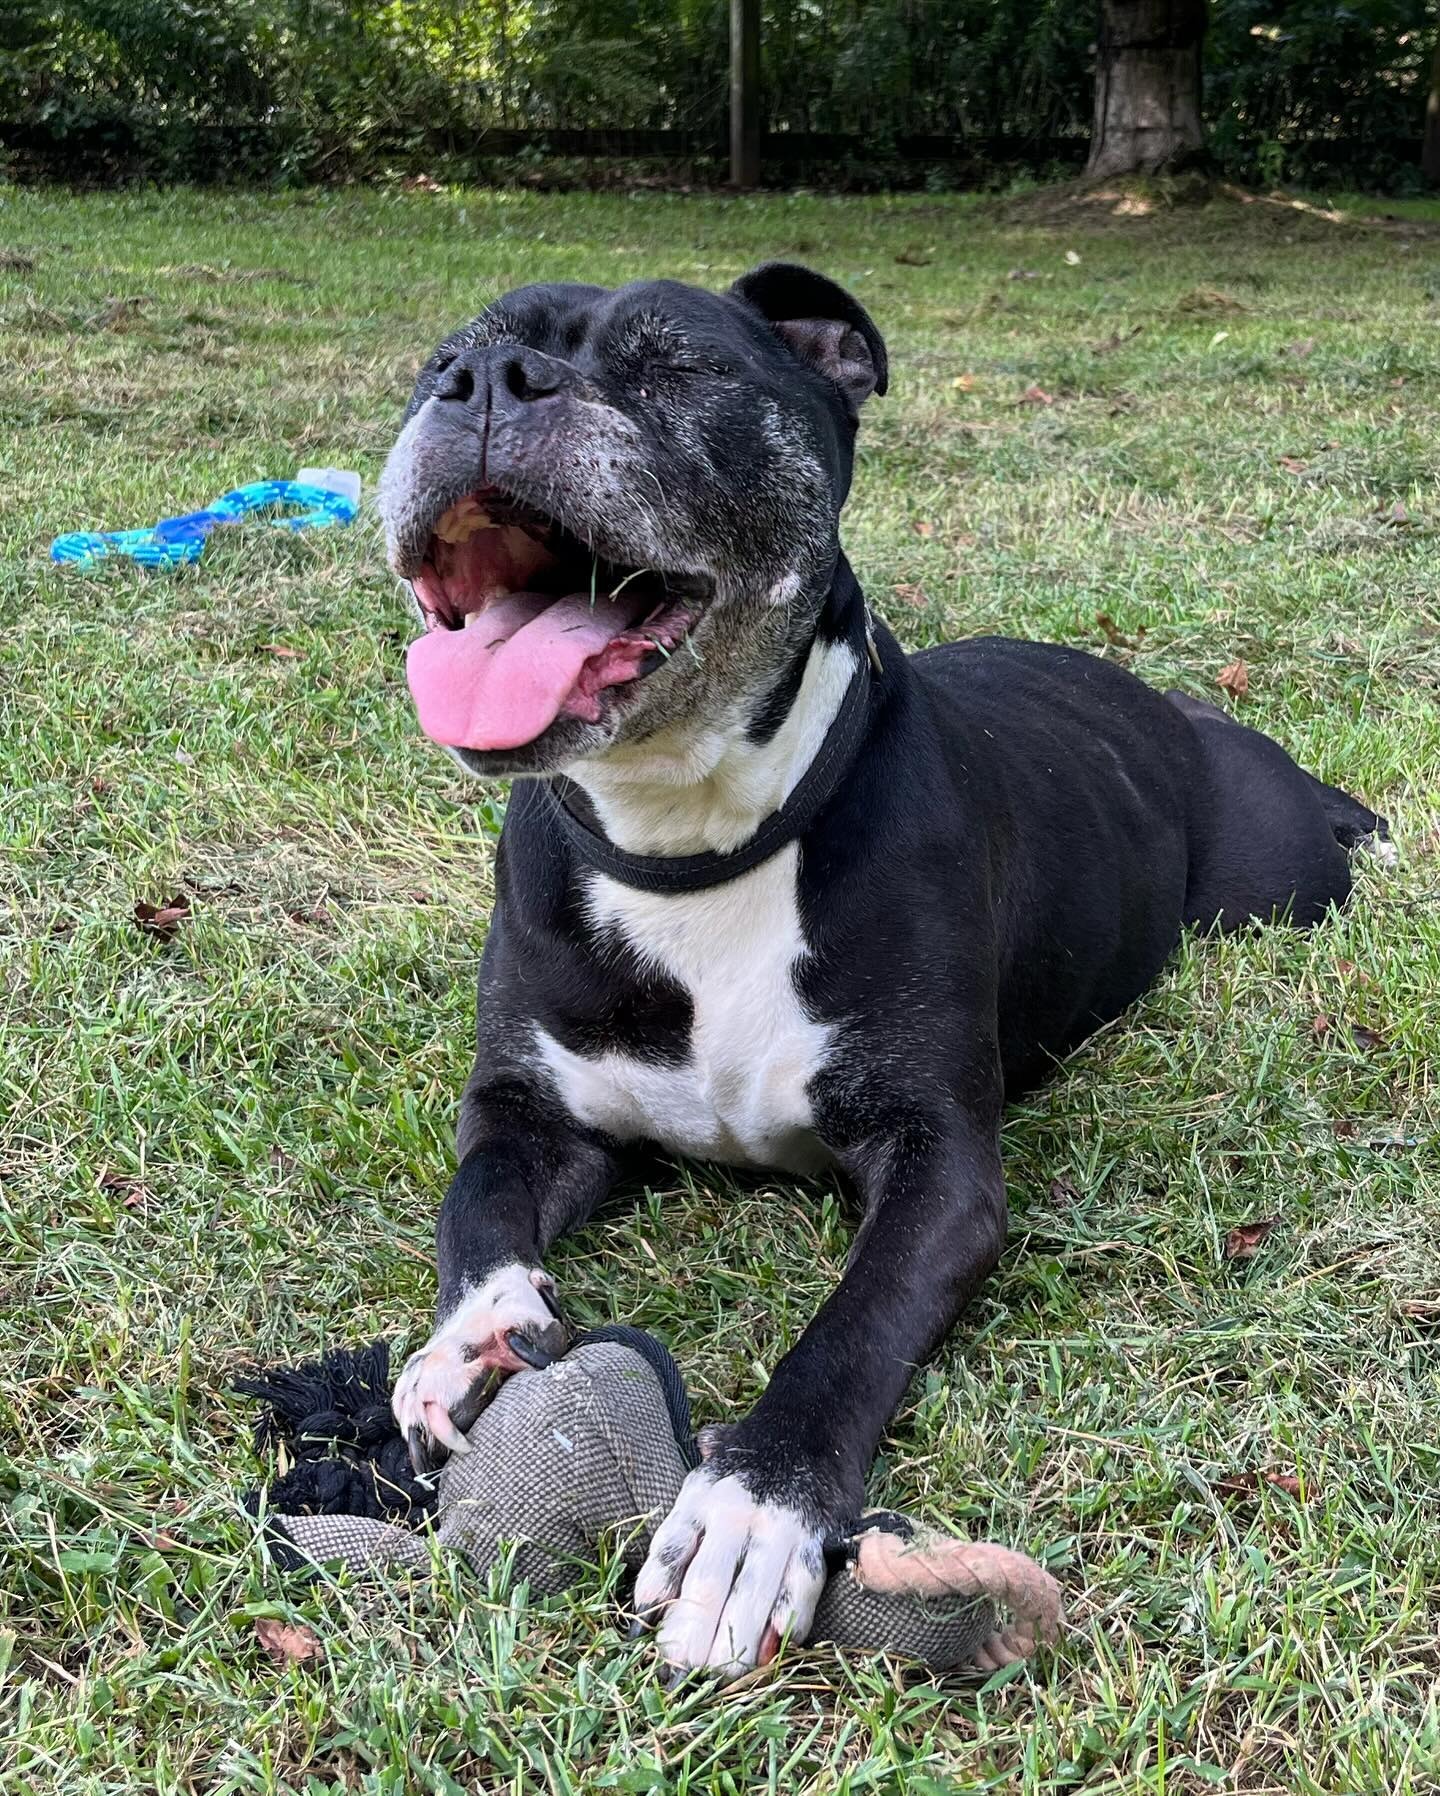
[1088,0,1207,178]
[730,0,761,188]
[1424,29,1440,185]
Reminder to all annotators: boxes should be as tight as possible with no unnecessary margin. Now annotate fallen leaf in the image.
[1224,1216,1279,1260]
[892,583,928,609]
[1278,454,1308,474]
[0,250,36,273]
[133,895,191,940]
[287,904,331,928]
[1096,612,1144,651]
[1332,1118,1358,1139]
[1090,325,1143,354]
[254,1617,322,1666]
[1385,500,1411,527]
[1209,329,1230,349]
[1019,383,1054,406]
[1311,1013,1331,1038]
[401,173,445,194]
[1216,659,1250,699]
[93,296,145,330]
[1284,338,1316,358]
[910,519,937,539]
[1064,250,1082,266]
[99,1168,151,1210]
[257,643,304,660]
[1048,1175,1080,1205]
[1178,287,1245,313]
[952,372,977,391]
[1349,1023,1388,1053]
[895,247,934,267]
[1335,958,1374,987]
[1216,1469,1306,1500]
[1006,268,1041,281]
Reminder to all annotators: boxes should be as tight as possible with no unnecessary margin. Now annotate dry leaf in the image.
[99,1168,151,1210]
[1311,1013,1331,1038]
[257,643,304,660]
[895,247,933,267]
[1216,1469,1306,1500]
[1096,612,1144,651]
[1090,325,1143,354]
[910,519,937,539]
[1385,500,1411,527]
[1064,249,1081,265]
[254,1617,322,1666]
[892,583,928,609]
[1019,383,1054,406]
[94,296,146,330]
[1048,1175,1080,1206]
[1007,268,1041,282]
[1224,1216,1279,1260]
[133,895,191,940]
[1349,1023,1388,1053]
[1178,287,1245,313]
[952,372,977,391]
[1284,338,1316,358]
[1216,659,1250,699]
[1278,454,1308,474]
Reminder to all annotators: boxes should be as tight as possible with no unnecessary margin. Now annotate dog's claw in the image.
[506,1328,556,1370]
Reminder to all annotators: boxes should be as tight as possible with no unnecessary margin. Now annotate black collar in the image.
[542,647,875,895]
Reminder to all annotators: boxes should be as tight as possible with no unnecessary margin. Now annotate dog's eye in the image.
[660,359,729,379]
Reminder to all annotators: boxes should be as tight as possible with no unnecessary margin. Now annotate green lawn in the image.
[2,182,1438,1795]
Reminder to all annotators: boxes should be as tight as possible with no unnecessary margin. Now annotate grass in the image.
[1,179,1438,1794]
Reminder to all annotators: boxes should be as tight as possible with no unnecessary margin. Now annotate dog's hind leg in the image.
[1164,690,1375,932]
[1301,769,1394,860]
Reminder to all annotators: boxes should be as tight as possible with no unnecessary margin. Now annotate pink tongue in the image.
[407,591,641,751]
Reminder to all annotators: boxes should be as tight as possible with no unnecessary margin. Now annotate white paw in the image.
[634,1465,827,1676]
[393,1264,566,1468]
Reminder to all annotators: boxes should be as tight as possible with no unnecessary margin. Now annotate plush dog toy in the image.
[240,1328,1061,1675]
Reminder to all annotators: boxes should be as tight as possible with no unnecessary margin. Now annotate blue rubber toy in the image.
[51,469,361,570]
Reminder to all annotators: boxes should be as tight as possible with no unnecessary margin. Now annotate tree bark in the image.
[1424,29,1440,185]
[1088,0,1207,178]
[730,0,761,188]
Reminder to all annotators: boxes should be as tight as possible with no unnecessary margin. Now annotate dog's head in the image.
[378,263,886,777]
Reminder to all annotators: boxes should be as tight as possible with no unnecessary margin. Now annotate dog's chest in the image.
[533,845,833,1174]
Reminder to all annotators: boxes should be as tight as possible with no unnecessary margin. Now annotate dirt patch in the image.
[984,177,1440,243]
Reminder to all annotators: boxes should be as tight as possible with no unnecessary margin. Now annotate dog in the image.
[376,263,1388,1677]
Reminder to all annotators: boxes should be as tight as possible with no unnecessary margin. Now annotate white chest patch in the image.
[533,844,833,1175]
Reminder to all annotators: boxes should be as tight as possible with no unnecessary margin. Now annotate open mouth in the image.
[405,488,707,753]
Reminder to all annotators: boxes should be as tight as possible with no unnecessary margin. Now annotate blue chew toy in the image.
[51,468,361,570]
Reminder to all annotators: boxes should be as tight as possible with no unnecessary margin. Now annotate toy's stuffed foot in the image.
[813,1518,1062,1673]
[392,1265,570,1473]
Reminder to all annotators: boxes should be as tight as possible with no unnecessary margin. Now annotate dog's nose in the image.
[432,346,567,414]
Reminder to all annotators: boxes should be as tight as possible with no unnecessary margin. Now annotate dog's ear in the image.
[731,262,888,412]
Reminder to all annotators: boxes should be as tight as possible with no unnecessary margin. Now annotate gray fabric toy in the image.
[244,1330,1060,1675]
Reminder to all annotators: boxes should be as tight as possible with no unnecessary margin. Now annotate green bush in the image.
[2,0,1433,189]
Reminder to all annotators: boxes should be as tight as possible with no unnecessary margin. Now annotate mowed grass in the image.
[1,181,1438,1794]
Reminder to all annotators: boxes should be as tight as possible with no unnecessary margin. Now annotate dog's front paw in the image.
[394,1264,568,1473]
[633,1456,832,1677]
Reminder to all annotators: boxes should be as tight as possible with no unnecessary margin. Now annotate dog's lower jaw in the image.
[563,629,860,856]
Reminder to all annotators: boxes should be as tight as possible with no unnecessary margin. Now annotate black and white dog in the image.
[376,263,1386,1676]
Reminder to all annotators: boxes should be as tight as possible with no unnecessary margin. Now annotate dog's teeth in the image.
[433,499,495,544]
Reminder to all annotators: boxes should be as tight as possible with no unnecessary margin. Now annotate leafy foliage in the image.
[0,0,1434,188]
